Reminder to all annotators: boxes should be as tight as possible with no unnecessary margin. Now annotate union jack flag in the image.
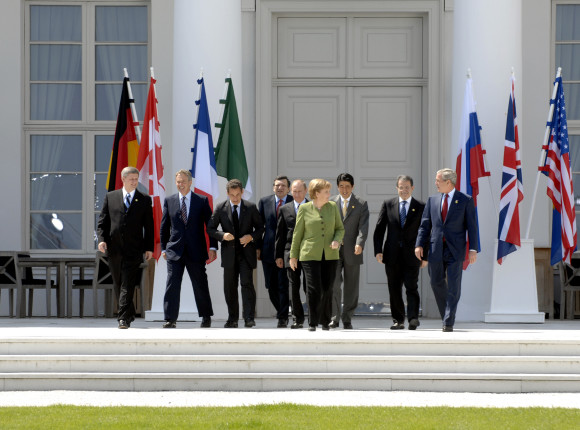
[497,75,524,264]
[540,76,576,265]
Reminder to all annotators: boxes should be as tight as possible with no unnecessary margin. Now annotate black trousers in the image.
[164,253,214,321]
[287,262,306,324]
[108,255,142,322]
[224,254,256,322]
[262,260,290,320]
[301,255,338,327]
[385,256,421,323]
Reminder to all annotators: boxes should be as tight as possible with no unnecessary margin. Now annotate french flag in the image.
[456,75,490,268]
[191,76,219,262]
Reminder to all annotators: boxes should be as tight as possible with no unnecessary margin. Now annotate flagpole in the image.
[123,68,142,144]
[212,70,231,147]
[524,67,562,239]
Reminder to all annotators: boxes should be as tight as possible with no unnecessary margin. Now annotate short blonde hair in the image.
[308,178,331,200]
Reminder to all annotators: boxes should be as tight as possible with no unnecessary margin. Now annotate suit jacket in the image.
[160,191,218,262]
[289,201,345,262]
[330,194,369,265]
[415,190,479,263]
[207,199,264,269]
[275,199,308,267]
[97,189,154,259]
[373,196,425,268]
[258,194,293,263]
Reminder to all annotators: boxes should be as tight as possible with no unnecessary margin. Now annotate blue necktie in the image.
[400,201,407,228]
[125,194,131,212]
[181,196,187,224]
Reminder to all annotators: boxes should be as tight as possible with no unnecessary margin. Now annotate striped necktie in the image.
[181,196,187,224]
[400,200,407,227]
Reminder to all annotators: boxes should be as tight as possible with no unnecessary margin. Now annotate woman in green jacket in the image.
[290,179,345,331]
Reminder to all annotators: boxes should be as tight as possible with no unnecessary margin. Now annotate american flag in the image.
[540,76,576,265]
[497,75,524,264]
[456,76,490,268]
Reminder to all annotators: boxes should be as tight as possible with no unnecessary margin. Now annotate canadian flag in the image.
[136,76,166,260]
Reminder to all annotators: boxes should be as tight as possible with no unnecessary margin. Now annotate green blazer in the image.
[290,201,345,261]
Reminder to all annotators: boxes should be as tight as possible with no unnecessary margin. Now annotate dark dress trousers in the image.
[97,188,154,323]
[207,199,264,322]
[373,197,425,324]
[415,190,479,327]
[160,191,217,322]
[258,194,293,320]
[275,200,307,324]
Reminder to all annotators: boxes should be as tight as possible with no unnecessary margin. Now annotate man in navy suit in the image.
[160,169,216,328]
[258,176,293,328]
[415,168,478,332]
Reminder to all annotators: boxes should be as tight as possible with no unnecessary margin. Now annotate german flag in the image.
[106,77,139,191]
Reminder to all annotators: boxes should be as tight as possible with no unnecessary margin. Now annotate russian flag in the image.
[456,75,490,268]
[191,76,219,262]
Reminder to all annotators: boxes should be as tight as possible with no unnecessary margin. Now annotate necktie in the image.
[232,204,240,237]
[296,203,300,214]
[181,196,187,224]
[441,194,449,222]
[342,199,348,217]
[125,193,131,212]
[400,200,407,228]
[276,198,283,217]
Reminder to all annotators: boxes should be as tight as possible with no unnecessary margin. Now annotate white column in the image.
[147,0,242,321]
[451,0,538,322]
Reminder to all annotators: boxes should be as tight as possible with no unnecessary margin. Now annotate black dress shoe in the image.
[201,317,211,328]
[321,324,330,331]
[328,321,339,329]
[291,322,303,329]
[118,320,129,329]
[308,326,316,332]
[244,319,256,328]
[390,321,404,330]
[442,325,454,332]
[224,320,238,328]
[343,322,353,330]
[408,319,420,330]
[163,320,176,329]
[277,319,288,328]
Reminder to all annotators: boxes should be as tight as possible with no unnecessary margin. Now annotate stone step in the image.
[2,371,580,392]
[1,354,580,375]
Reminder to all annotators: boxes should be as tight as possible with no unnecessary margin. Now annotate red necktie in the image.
[276,199,283,217]
[441,194,449,222]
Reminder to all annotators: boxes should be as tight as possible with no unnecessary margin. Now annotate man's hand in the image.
[145,251,153,260]
[208,249,217,261]
[256,249,261,260]
[162,252,167,260]
[223,232,235,241]
[376,253,383,264]
[330,240,339,250]
[469,250,477,265]
[414,247,423,260]
[98,242,107,253]
[240,234,253,246]
[289,258,298,271]
[276,258,284,269]
[354,245,363,255]
[421,260,428,268]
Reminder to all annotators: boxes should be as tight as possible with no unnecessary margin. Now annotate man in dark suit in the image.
[374,175,427,330]
[275,179,308,329]
[258,175,293,328]
[415,168,479,332]
[97,166,154,329]
[160,169,216,329]
[329,173,369,330]
[208,179,264,328]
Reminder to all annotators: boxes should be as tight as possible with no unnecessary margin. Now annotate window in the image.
[25,2,149,251]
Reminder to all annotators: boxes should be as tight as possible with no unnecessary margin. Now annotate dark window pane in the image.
[95,6,148,42]
[31,45,82,81]
[555,45,580,81]
[31,135,82,172]
[95,45,148,81]
[95,83,146,121]
[94,174,108,211]
[30,5,82,42]
[31,212,82,249]
[556,5,580,41]
[31,84,82,120]
[562,83,580,121]
[569,136,580,174]
[30,174,82,211]
[95,135,114,171]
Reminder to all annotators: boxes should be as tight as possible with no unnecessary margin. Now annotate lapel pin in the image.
[412,208,415,212]
[455,200,458,204]
[351,205,355,209]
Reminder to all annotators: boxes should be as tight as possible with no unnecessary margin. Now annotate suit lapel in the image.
[226,201,234,227]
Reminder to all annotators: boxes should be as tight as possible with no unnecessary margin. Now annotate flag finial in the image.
[466,68,471,79]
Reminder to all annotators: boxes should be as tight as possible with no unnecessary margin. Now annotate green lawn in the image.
[1,405,579,429]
